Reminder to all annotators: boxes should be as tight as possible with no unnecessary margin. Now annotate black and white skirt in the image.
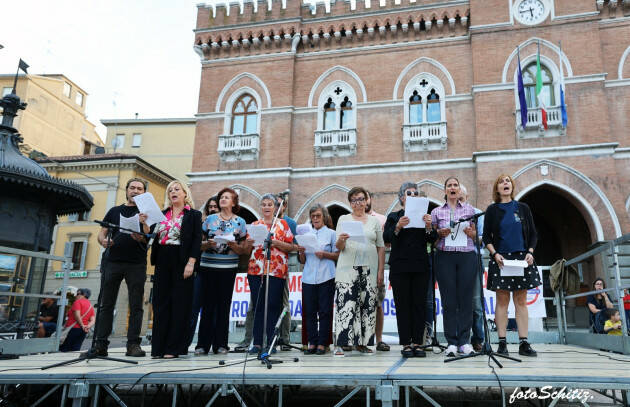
[487,251,541,292]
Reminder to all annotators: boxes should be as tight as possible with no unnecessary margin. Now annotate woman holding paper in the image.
[430,177,477,357]
[245,193,297,354]
[483,174,539,357]
[334,187,386,356]
[383,182,436,358]
[297,204,339,355]
[150,180,202,358]
[195,188,248,355]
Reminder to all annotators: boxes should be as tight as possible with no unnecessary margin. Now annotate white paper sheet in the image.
[132,193,166,226]
[213,234,235,245]
[403,197,429,229]
[296,223,313,235]
[119,214,140,234]
[500,259,528,277]
[247,224,269,246]
[444,221,469,247]
[339,221,366,244]
[295,234,320,253]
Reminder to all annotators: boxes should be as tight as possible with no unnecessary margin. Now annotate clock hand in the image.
[529,7,534,17]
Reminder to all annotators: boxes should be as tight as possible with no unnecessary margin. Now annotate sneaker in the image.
[333,347,345,357]
[126,343,146,357]
[280,344,292,351]
[194,348,207,356]
[518,341,538,357]
[459,344,474,355]
[91,343,108,357]
[497,341,509,355]
[216,347,229,355]
[304,348,317,355]
[445,345,458,357]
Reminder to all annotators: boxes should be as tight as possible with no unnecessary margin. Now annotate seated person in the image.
[37,293,59,338]
[603,308,622,336]
[586,278,613,333]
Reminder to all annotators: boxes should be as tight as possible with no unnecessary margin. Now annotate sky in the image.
[0,0,203,142]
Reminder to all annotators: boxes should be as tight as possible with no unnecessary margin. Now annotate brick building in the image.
[188,0,630,280]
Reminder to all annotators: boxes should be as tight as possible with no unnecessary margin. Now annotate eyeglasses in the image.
[406,191,419,196]
[350,198,366,205]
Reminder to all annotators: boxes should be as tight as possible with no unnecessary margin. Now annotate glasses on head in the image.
[350,198,366,205]
[406,190,419,196]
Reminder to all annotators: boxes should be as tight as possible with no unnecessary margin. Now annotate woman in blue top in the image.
[297,204,339,355]
[195,187,248,355]
[483,175,540,357]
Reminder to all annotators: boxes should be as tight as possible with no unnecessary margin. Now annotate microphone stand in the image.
[42,220,148,369]
[417,247,447,353]
[444,215,521,367]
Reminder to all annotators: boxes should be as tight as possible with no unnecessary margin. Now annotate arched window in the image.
[409,91,422,124]
[340,97,353,129]
[231,94,258,135]
[323,98,336,130]
[426,89,441,123]
[523,63,555,108]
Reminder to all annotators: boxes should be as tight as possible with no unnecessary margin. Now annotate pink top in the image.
[156,205,190,245]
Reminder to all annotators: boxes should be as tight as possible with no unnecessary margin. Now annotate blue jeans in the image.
[248,274,284,348]
[60,327,86,352]
[471,267,485,345]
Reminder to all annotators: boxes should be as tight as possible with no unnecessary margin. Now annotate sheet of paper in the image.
[296,223,313,235]
[247,224,269,246]
[444,221,469,247]
[339,221,366,244]
[403,197,429,229]
[213,234,235,245]
[119,214,140,234]
[296,234,320,253]
[500,259,528,277]
[132,193,166,226]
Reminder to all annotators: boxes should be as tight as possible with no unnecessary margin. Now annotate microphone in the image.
[458,212,486,223]
[94,220,154,239]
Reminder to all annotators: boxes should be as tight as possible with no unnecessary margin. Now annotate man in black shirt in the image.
[37,293,59,338]
[92,178,151,357]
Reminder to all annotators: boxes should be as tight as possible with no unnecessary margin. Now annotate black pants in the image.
[95,261,146,346]
[389,271,429,346]
[152,245,194,357]
[302,279,335,347]
[435,251,477,347]
[196,266,238,353]
[248,274,284,348]
[60,327,86,352]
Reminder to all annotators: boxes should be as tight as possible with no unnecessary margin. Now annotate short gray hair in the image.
[260,193,279,208]
[460,184,468,197]
[398,181,417,204]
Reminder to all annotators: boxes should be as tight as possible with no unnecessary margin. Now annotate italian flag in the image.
[536,42,548,130]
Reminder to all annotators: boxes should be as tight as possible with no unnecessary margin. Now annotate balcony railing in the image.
[217,133,259,161]
[402,122,447,151]
[516,106,566,138]
[314,128,357,158]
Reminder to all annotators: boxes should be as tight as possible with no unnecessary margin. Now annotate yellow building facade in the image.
[38,153,173,338]
[0,74,103,157]
[100,118,195,183]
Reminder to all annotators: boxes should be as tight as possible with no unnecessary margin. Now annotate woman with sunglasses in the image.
[383,182,436,357]
[195,188,248,355]
[334,187,385,356]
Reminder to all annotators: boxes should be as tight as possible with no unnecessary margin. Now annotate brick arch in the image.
[625,195,630,222]
[308,66,368,107]
[503,37,573,84]
[619,45,630,79]
[216,72,271,112]
[229,184,262,219]
[393,57,456,99]
[295,184,351,223]
[513,160,621,239]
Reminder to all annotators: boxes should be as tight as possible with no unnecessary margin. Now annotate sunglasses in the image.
[406,191,419,196]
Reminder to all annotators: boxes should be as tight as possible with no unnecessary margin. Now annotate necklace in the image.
[218,212,233,221]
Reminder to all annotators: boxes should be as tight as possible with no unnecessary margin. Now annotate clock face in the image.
[515,0,548,25]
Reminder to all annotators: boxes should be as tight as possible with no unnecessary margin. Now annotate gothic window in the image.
[426,89,441,123]
[340,97,353,129]
[231,94,258,135]
[409,91,422,124]
[317,82,357,131]
[323,98,336,130]
[522,63,555,108]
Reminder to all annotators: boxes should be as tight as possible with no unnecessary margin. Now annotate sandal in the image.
[356,345,374,355]
[413,345,426,358]
[401,346,414,358]
[333,347,345,357]
[376,341,390,351]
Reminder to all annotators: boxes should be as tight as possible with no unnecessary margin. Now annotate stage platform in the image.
[1,344,629,406]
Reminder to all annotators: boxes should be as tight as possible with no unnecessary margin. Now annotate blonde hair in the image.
[164,180,195,209]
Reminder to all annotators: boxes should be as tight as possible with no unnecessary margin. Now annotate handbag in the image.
[59,302,93,343]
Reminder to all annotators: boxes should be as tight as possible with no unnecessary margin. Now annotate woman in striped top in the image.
[195,187,248,355]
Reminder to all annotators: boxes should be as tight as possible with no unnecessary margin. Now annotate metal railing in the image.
[0,244,72,355]
[555,233,630,354]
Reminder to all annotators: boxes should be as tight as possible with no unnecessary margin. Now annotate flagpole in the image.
[11,63,20,95]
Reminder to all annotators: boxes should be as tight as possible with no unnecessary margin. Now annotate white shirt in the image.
[301,226,338,285]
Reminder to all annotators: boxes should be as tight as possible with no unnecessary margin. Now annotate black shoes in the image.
[126,343,146,357]
[91,343,108,357]
[400,345,426,358]
[496,341,509,355]
[413,346,426,358]
[401,346,414,358]
[518,341,538,357]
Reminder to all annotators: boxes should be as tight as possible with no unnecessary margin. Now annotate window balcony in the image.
[402,122,447,152]
[217,133,259,161]
[314,128,357,158]
[516,106,566,138]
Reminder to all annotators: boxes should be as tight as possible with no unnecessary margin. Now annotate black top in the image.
[383,209,436,273]
[482,201,537,252]
[39,302,58,322]
[102,204,148,264]
[150,207,202,271]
